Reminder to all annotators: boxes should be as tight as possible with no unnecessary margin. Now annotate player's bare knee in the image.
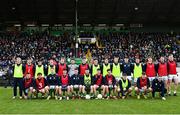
[90,86,94,89]
[45,86,49,90]
[32,89,36,93]
[29,87,33,91]
[41,89,45,94]
[149,88,152,92]
[134,87,138,91]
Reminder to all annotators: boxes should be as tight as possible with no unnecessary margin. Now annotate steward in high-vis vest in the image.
[110,56,121,81]
[35,60,45,78]
[119,73,132,99]
[90,58,100,76]
[79,57,89,76]
[132,58,142,84]
[101,57,111,77]
[12,57,25,99]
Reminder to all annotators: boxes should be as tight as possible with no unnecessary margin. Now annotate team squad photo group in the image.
[12,54,178,101]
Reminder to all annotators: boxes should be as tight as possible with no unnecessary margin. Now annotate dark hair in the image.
[142,72,146,75]
[107,69,111,72]
[94,58,98,60]
[114,55,119,58]
[74,67,78,70]
[37,73,42,76]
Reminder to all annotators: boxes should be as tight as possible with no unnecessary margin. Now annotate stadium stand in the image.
[0,30,179,86]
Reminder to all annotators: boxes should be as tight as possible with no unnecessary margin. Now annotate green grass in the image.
[0,87,180,114]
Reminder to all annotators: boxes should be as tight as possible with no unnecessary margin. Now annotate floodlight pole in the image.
[75,0,78,58]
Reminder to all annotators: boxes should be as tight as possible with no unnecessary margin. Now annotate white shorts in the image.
[159,76,168,81]
[25,89,29,94]
[25,87,33,93]
[49,85,59,89]
[148,77,155,82]
[115,78,121,82]
[59,86,62,89]
[73,85,80,89]
[94,85,104,89]
[50,85,55,89]
[139,87,152,92]
[108,85,117,89]
[139,89,145,92]
[133,78,139,83]
[168,74,178,80]
[127,76,132,81]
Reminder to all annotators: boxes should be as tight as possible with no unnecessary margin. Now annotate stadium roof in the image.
[0,0,180,26]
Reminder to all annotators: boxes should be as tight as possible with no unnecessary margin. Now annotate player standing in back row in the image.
[144,56,157,83]
[167,54,178,96]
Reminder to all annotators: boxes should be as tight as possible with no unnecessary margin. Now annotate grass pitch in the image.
[0,87,180,114]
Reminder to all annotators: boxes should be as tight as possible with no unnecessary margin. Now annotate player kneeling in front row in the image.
[119,73,132,99]
[93,69,106,99]
[23,73,35,99]
[70,68,83,99]
[59,69,71,100]
[46,68,60,100]
[104,69,117,99]
[135,72,152,99]
[152,77,166,100]
[82,69,94,99]
[34,73,49,98]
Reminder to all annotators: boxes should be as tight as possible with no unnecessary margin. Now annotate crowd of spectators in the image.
[0,31,179,70]
[0,30,179,87]
[79,32,179,63]
[0,31,73,68]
